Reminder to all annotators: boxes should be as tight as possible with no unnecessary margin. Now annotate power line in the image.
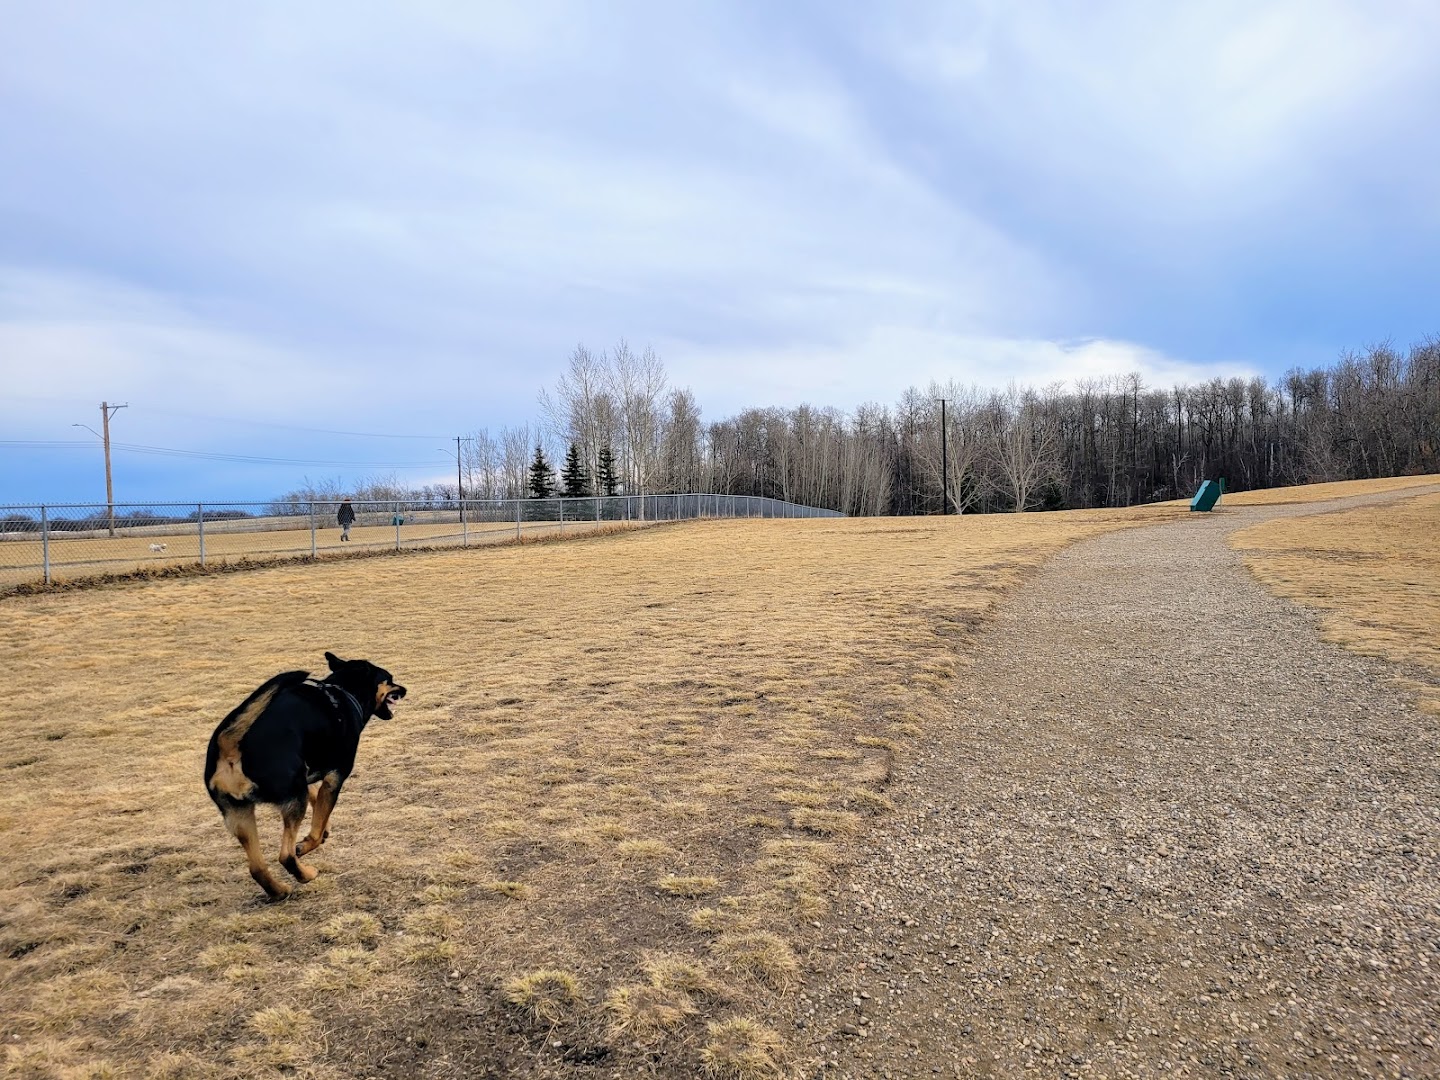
[0,440,95,448]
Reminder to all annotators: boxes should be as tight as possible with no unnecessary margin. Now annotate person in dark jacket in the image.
[337,498,356,541]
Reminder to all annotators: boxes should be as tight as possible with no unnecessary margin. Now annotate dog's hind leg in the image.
[223,805,290,900]
[296,771,341,858]
[279,797,318,883]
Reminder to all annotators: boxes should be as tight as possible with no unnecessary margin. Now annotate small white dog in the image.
[148,543,168,553]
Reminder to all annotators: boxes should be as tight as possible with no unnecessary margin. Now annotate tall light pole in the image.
[74,401,127,536]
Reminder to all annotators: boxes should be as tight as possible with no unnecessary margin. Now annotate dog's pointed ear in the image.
[325,652,344,670]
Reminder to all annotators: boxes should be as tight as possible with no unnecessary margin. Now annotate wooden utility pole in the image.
[100,401,127,537]
[456,435,465,525]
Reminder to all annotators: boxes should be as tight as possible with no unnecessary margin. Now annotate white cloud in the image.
[868,1,1440,213]
[0,266,541,466]
[664,326,1254,415]
[0,268,333,421]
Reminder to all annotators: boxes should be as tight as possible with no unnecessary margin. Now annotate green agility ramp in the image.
[1190,480,1222,512]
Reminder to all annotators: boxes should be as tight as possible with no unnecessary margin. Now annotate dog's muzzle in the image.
[376,684,406,720]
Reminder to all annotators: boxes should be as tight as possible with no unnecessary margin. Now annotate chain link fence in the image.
[0,495,842,590]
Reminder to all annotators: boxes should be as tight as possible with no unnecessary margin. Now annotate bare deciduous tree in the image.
[612,340,668,500]
[500,424,533,500]
[988,385,1061,512]
[540,345,608,483]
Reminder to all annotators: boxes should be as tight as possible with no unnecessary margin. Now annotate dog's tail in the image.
[207,670,311,802]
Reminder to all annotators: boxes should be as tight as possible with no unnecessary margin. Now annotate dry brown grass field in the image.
[1233,487,1440,718]
[0,505,1184,1079]
[1220,473,1440,505]
[0,519,609,592]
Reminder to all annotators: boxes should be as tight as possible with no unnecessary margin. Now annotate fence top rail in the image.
[0,495,844,514]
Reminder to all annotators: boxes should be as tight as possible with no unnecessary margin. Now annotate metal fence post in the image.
[310,506,317,558]
[41,505,50,585]
[462,500,469,547]
[395,501,401,551]
[558,497,564,530]
[515,498,522,541]
[198,503,206,566]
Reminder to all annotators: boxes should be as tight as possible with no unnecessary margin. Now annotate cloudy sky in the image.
[3,1,1437,503]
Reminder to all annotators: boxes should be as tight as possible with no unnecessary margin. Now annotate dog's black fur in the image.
[204,652,406,899]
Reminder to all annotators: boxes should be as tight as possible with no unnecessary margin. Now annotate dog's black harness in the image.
[307,679,363,726]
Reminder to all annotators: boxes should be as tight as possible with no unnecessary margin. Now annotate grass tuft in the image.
[787,808,863,836]
[615,838,677,860]
[655,874,720,898]
[699,1016,784,1078]
[688,907,729,933]
[642,951,719,996]
[606,952,719,1046]
[605,982,698,1044]
[504,968,583,1025]
[846,787,896,814]
[403,908,459,939]
[319,911,381,947]
[247,1005,314,1040]
[483,880,531,899]
[710,932,800,991]
[298,947,376,992]
[197,942,263,970]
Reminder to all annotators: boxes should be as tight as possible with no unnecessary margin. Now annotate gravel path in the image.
[802,490,1440,1080]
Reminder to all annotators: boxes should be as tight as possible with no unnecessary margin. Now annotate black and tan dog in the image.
[204,652,406,899]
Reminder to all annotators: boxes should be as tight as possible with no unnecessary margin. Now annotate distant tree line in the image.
[273,336,1438,515]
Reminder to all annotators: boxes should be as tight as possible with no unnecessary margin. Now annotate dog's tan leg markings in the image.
[208,685,281,801]
[297,772,340,858]
[224,805,290,899]
[279,800,318,883]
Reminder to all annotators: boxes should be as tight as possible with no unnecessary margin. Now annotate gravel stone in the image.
[804,489,1440,1079]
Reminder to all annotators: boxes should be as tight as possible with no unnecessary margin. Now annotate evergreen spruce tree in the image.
[527,446,556,499]
[560,443,591,498]
[596,446,620,496]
